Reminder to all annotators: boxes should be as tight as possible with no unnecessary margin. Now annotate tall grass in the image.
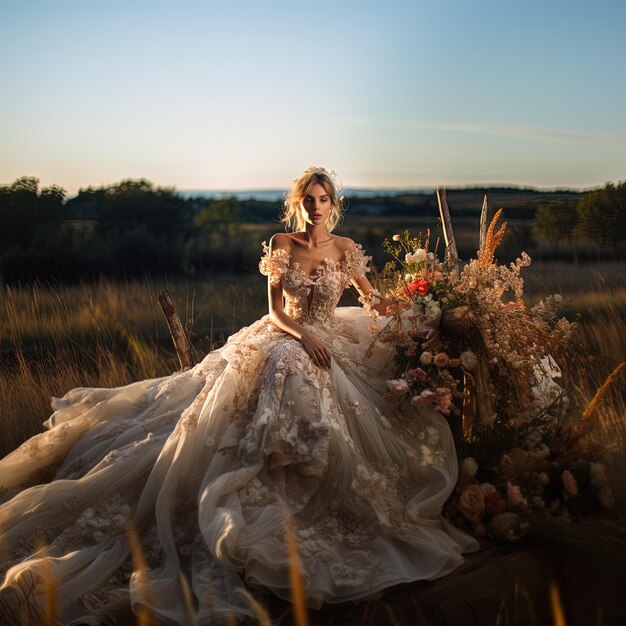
[1,264,624,456]
[0,275,269,456]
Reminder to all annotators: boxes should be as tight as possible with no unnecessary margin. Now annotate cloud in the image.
[345,117,626,146]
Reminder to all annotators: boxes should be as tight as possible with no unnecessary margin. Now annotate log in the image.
[157,289,194,370]
[264,536,626,625]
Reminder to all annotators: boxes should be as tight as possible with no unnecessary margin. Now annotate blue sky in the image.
[2,0,626,196]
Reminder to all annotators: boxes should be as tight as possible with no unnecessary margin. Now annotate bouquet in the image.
[366,210,617,541]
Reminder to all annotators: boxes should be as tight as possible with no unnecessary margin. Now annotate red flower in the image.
[407,278,429,296]
[483,490,504,516]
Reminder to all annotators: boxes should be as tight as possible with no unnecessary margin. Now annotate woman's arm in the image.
[348,243,442,351]
[350,273,393,316]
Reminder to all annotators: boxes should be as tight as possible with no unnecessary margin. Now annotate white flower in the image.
[420,445,434,466]
[405,248,428,263]
[392,234,402,241]
[426,426,440,445]
[460,350,478,370]
[480,482,496,494]
[461,457,479,477]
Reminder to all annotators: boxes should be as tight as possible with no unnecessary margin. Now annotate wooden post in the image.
[435,187,463,443]
[436,187,459,276]
[479,194,489,254]
[157,289,194,370]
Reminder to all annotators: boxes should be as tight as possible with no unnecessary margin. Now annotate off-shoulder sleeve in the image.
[343,243,372,279]
[259,240,291,286]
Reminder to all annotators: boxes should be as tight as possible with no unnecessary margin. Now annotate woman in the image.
[0,166,479,624]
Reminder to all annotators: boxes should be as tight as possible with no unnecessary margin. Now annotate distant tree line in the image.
[0,177,280,284]
[533,182,626,246]
[1,177,624,284]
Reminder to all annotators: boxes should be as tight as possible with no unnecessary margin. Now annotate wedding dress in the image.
[0,243,479,625]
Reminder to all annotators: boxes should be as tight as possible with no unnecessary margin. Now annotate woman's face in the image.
[299,183,333,228]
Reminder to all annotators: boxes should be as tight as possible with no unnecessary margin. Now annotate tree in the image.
[532,201,578,243]
[577,182,626,245]
[194,197,242,241]
[93,179,194,239]
[0,177,66,249]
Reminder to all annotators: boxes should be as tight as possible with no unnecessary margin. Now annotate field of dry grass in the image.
[1,261,624,456]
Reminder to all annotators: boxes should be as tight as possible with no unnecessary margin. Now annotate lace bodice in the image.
[259,241,372,324]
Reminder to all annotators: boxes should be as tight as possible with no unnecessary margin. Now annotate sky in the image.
[2,0,626,197]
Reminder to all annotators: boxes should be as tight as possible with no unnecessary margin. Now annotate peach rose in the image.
[406,367,427,382]
[561,470,578,498]
[419,351,433,365]
[458,485,485,524]
[433,352,449,368]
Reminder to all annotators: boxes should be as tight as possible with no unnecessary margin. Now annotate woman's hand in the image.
[301,331,332,369]
[423,328,444,352]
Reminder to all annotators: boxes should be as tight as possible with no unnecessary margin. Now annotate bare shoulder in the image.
[268,232,292,252]
[332,235,359,253]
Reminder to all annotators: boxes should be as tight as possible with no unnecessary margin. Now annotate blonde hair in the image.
[281,166,345,232]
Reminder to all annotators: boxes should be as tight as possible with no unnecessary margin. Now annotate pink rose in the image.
[433,387,452,415]
[387,379,410,395]
[507,481,524,506]
[435,397,451,415]
[410,389,437,406]
[406,367,428,382]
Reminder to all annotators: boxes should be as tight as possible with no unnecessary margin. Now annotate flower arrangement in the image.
[367,210,617,542]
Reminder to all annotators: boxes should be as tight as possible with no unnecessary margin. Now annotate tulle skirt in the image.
[0,307,478,625]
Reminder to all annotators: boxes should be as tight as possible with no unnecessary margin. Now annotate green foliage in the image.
[64,179,194,238]
[576,181,626,245]
[533,201,578,243]
[194,196,241,239]
[0,176,66,249]
[530,181,626,250]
